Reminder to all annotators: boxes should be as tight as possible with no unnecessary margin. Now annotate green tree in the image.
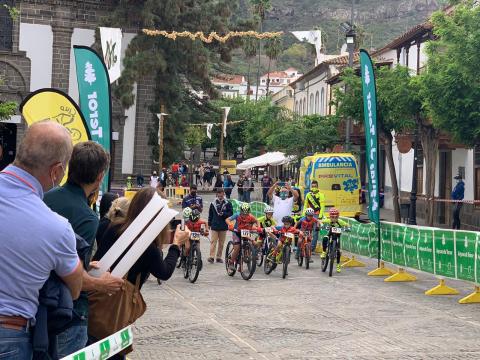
[334,66,417,222]
[249,0,272,102]
[264,37,283,95]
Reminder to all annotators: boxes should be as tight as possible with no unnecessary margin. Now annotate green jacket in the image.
[303,191,326,217]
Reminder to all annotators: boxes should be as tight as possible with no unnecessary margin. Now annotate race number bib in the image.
[331,227,342,234]
[241,229,251,238]
[191,232,201,241]
[285,232,295,239]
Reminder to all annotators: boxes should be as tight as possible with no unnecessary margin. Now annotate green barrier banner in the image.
[433,229,456,278]
[340,219,479,285]
[456,231,477,282]
[63,326,132,360]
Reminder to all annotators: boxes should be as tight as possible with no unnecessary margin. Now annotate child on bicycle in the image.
[269,216,302,263]
[295,208,322,260]
[225,203,260,270]
[257,206,276,250]
[320,208,349,273]
[183,208,209,256]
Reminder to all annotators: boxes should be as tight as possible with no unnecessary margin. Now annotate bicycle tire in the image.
[305,245,311,270]
[321,242,329,273]
[183,253,190,279]
[256,245,264,267]
[264,243,276,275]
[329,241,336,277]
[176,245,184,268]
[189,246,201,283]
[282,244,290,279]
[225,241,236,277]
[241,242,256,280]
[297,246,303,267]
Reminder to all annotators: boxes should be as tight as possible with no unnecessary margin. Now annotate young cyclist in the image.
[225,203,260,270]
[320,208,349,273]
[256,206,277,253]
[184,208,209,255]
[303,180,326,252]
[269,216,302,263]
[295,208,322,260]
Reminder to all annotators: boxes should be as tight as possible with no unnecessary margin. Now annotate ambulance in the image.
[298,153,362,218]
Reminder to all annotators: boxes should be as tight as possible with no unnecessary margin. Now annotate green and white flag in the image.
[73,46,112,193]
[99,27,122,83]
[360,50,380,224]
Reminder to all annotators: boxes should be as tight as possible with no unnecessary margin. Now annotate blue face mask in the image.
[280,192,288,200]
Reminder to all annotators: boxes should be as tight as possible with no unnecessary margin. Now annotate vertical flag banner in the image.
[360,50,380,224]
[99,27,123,83]
[19,88,91,184]
[222,107,230,138]
[73,46,112,193]
[206,123,213,139]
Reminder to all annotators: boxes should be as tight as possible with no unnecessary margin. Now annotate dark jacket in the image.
[32,234,89,360]
[208,199,233,231]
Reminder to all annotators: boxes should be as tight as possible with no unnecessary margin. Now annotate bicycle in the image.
[225,229,257,280]
[178,231,205,283]
[321,226,349,277]
[263,228,278,275]
[264,232,294,279]
[297,230,313,269]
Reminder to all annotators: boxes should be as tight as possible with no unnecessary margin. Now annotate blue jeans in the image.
[57,325,88,358]
[0,326,32,359]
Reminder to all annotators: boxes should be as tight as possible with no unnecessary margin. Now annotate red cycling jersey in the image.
[236,214,258,230]
[186,219,207,233]
[299,218,316,232]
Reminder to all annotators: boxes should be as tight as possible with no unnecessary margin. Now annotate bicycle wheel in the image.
[321,243,329,273]
[256,248,264,267]
[264,243,276,275]
[282,244,290,279]
[328,242,336,277]
[297,245,303,267]
[305,244,311,270]
[183,252,190,279]
[241,242,256,280]
[189,245,201,283]
[176,245,184,268]
[225,241,236,277]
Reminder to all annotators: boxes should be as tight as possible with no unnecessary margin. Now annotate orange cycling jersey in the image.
[186,220,207,233]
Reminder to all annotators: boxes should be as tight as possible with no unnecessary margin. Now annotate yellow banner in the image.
[20,89,91,183]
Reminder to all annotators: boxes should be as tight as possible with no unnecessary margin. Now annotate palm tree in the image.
[264,37,282,95]
[242,37,257,100]
[249,0,272,102]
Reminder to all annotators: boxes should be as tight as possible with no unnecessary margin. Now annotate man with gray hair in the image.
[0,121,83,359]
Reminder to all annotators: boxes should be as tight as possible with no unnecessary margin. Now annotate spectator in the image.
[260,172,273,204]
[150,171,159,188]
[290,180,302,215]
[214,174,223,193]
[0,121,83,358]
[96,197,130,247]
[243,176,254,203]
[208,188,233,263]
[452,174,465,229]
[99,192,119,220]
[90,187,190,359]
[223,174,235,199]
[267,181,299,224]
[160,168,168,188]
[44,141,124,357]
[182,184,203,212]
[237,175,245,202]
[198,164,205,189]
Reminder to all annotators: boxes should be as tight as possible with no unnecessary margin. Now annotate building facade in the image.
[0,0,156,184]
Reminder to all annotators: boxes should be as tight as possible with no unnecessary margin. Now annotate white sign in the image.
[291,30,322,65]
[100,27,123,83]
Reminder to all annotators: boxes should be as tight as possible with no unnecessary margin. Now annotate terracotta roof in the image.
[211,74,245,85]
[261,71,289,78]
[324,53,360,65]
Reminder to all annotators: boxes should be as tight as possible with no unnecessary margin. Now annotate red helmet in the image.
[329,208,340,217]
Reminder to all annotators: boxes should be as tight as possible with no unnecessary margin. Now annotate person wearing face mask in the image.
[0,121,84,359]
[451,174,465,230]
[208,188,233,263]
[181,184,203,213]
[44,141,124,357]
[303,180,326,253]
[267,181,299,225]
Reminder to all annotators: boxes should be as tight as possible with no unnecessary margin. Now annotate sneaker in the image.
[207,257,214,264]
[216,258,224,263]
[336,264,342,273]
[320,251,327,259]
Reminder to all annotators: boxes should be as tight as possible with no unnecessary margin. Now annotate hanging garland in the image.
[142,30,283,43]
[189,120,245,127]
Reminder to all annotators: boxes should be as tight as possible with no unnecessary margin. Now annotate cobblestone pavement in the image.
[129,192,480,360]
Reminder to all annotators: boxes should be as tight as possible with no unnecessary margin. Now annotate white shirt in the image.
[272,195,294,224]
[150,175,159,188]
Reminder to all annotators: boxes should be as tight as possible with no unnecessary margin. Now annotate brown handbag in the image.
[88,273,147,343]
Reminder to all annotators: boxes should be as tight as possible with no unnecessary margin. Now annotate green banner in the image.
[456,231,477,282]
[359,50,380,224]
[73,46,112,194]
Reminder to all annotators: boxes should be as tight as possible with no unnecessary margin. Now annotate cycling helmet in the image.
[182,207,192,219]
[240,203,251,214]
[190,209,201,222]
[305,208,315,216]
[264,206,274,214]
[282,215,294,225]
[329,208,340,217]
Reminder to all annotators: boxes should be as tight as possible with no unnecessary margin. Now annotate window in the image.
[475,146,480,203]
[320,88,325,116]
[416,145,424,195]
[295,100,299,113]
[303,98,307,115]
[299,99,303,115]
[315,91,319,114]
[0,0,13,51]
[309,94,314,114]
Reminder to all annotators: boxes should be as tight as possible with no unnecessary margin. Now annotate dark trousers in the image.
[452,203,463,230]
[262,190,269,204]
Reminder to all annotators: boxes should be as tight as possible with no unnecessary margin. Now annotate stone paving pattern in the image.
[129,192,480,359]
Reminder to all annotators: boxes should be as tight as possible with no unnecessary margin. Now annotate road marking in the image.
[163,283,271,360]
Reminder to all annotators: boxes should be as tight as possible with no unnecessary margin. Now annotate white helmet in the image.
[264,206,274,214]
[305,208,315,216]
[182,207,192,219]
